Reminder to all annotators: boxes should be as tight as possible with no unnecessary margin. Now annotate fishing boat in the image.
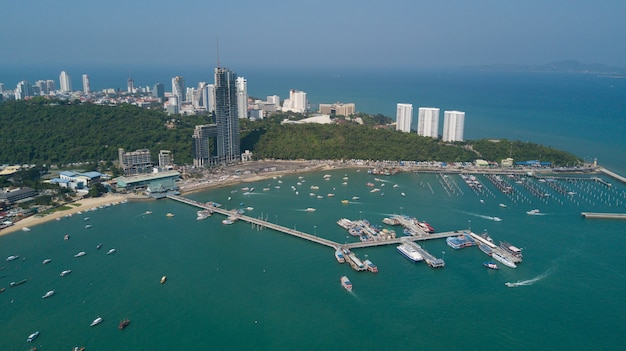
[483,261,499,270]
[340,276,352,291]
[364,259,378,273]
[27,331,39,342]
[42,290,55,298]
[119,318,131,330]
[90,316,103,327]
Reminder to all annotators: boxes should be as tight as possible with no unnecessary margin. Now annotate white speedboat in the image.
[526,209,540,215]
[106,248,116,255]
[42,258,52,264]
[27,331,39,342]
[90,317,103,326]
[74,251,86,258]
[6,255,19,261]
[42,290,55,298]
[60,270,71,277]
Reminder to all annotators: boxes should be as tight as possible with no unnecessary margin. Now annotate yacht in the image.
[42,290,55,299]
[90,317,103,327]
[107,248,116,255]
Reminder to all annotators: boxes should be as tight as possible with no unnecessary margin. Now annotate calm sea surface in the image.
[0,67,625,350]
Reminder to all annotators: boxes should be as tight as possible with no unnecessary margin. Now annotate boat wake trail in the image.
[457,210,502,222]
[505,269,552,288]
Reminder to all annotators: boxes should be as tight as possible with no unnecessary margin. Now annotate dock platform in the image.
[581,212,626,220]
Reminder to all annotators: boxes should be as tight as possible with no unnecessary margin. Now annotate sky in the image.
[2,0,625,69]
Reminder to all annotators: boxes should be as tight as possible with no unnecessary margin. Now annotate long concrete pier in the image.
[599,167,626,184]
[167,194,463,251]
[581,212,626,220]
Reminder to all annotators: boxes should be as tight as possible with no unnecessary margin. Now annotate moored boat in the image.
[478,243,493,256]
[27,331,39,342]
[6,255,19,261]
[340,276,352,291]
[492,252,517,268]
[364,259,378,273]
[335,249,345,263]
[90,316,103,327]
[119,318,130,330]
[396,242,424,262]
[42,258,52,264]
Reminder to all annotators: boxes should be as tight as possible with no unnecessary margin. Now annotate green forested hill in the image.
[0,99,582,167]
[0,98,208,165]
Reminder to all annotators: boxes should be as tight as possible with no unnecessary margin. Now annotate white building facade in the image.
[236,76,248,119]
[442,110,465,142]
[395,103,413,132]
[59,71,72,92]
[417,107,440,138]
[82,74,90,94]
[282,89,307,113]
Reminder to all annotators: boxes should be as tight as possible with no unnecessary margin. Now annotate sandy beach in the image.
[1,193,129,236]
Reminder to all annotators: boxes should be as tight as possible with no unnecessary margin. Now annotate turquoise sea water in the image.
[1,67,625,350]
[1,169,625,350]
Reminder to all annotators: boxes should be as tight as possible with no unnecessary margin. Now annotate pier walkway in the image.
[599,168,626,184]
[167,194,463,253]
[167,194,338,249]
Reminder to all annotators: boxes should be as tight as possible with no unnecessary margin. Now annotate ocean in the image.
[0,67,625,350]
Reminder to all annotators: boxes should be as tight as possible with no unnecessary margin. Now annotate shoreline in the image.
[0,194,129,236]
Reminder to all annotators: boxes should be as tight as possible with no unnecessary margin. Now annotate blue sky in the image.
[2,0,625,68]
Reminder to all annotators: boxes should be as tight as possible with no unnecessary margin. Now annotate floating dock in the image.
[581,212,626,220]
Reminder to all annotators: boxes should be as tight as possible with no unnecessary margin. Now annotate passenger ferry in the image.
[364,259,378,273]
[492,252,517,268]
[499,241,523,259]
[396,242,424,262]
[478,243,493,256]
[335,249,345,263]
[340,276,352,291]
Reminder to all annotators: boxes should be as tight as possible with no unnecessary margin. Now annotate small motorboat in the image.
[483,261,499,270]
[90,316,103,327]
[119,318,131,330]
[64,234,70,240]
[42,258,52,264]
[106,248,116,255]
[27,331,39,342]
[96,243,102,249]
[6,255,19,261]
[42,290,55,298]
[60,270,72,277]
[160,276,167,284]
[340,276,352,291]
[74,252,86,258]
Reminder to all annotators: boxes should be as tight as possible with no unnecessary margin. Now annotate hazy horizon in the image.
[2,1,625,69]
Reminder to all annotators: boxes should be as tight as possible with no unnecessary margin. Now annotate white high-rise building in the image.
[15,81,33,100]
[267,95,280,107]
[59,71,72,92]
[442,110,465,142]
[172,76,185,102]
[282,89,307,113]
[46,80,55,93]
[82,74,90,94]
[236,77,248,119]
[417,107,440,138]
[202,84,215,113]
[395,103,413,132]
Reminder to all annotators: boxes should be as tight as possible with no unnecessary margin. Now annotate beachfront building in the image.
[59,71,72,93]
[115,170,180,194]
[319,102,355,117]
[118,148,153,175]
[442,110,465,142]
[0,187,37,205]
[214,66,240,165]
[396,103,413,132]
[417,107,440,138]
[282,89,307,113]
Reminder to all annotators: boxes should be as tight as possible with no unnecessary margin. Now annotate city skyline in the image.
[1,1,625,69]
